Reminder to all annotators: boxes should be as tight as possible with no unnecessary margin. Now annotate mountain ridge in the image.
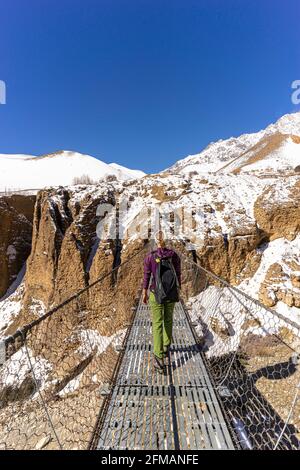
[166,111,300,175]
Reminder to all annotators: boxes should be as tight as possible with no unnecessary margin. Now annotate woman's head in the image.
[154,230,166,248]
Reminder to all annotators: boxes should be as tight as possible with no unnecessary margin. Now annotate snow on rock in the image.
[276,301,300,328]
[58,328,126,397]
[58,374,82,398]
[187,280,298,357]
[264,111,300,136]
[187,286,247,356]
[75,328,127,357]
[240,136,300,174]
[0,283,24,338]
[167,132,265,174]
[28,298,46,317]
[35,436,52,450]
[217,134,300,175]
[0,345,52,389]
[111,329,127,349]
[239,236,300,300]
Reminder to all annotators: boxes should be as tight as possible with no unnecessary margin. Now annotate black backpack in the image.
[152,251,179,304]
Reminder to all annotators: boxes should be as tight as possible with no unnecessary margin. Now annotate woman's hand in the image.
[142,289,149,304]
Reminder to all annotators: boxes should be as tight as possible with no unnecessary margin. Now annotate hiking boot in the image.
[163,346,170,365]
[153,355,164,373]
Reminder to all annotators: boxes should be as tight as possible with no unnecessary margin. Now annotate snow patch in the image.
[58,374,82,397]
[75,328,127,357]
[0,283,24,338]
[239,235,300,302]
[0,346,52,389]
[28,298,46,317]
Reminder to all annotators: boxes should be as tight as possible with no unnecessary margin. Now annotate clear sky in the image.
[0,0,299,173]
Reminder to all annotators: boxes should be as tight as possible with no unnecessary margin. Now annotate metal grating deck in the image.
[97,301,235,450]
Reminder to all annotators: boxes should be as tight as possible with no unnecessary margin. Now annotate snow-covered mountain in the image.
[0,150,146,192]
[1,112,299,194]
[216,133,300,175]
[108,162,145,179]
[167,111,300,175]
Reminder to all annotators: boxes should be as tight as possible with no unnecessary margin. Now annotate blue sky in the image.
[0,0,299,173]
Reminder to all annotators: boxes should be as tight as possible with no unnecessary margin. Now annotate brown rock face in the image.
[24,190,71,307]
[190,223,264,285]
[24,187,116,309]
[253,178,300,309]
[15,173,300,319]
[21,185,150,336]
[254,179,300,241]
[0,195,36,298]
[259,262,300,308]
[291,273,300,289]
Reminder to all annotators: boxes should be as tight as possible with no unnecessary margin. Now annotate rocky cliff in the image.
[0,194,36,299]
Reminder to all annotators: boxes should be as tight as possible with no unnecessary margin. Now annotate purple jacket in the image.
[143,248,181,291]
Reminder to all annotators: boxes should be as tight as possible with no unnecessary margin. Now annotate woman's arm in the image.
[142,254,151,303]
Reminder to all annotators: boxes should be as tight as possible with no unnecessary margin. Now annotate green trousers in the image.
[149,291,175,359]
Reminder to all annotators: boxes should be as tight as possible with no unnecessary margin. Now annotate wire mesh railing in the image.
[0,242,148,450]
[179,250,300,450]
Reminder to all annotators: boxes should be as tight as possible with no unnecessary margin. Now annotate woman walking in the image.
[142,231,181,373]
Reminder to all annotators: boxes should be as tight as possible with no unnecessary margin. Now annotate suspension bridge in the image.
[0,244,299,450]
[93,299,235,450]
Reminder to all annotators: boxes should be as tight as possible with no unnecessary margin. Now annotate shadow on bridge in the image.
[205,353,300,450]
